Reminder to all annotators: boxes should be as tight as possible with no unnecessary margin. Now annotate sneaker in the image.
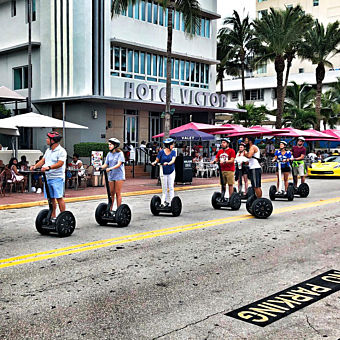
[164,202,170,207]
[36,188,42,194]
[160,203,166,208]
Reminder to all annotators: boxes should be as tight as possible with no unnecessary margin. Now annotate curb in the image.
[0,177,279,211]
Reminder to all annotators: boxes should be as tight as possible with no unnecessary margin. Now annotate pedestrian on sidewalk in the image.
[30,131,67,218]
[100,138,125,211]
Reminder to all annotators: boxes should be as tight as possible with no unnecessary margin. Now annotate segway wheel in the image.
[35,209,50,235]
[246,195,256,215]
[95,203,109,226]
[269,185,277,201]
[211,192,222,209]
[287,185,295,201]
[115,204,131,227]
[229,193,241,211]
[247,187,255,199]
[298,183,309,198]
[171,196,182,217]
[55,211,76,237]
[252,198,273,219]
[150,195,161,216]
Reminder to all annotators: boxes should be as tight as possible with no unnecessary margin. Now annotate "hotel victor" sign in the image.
[124,82,227,108]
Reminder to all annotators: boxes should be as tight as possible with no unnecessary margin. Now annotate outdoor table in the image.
[19,169,33,192]
[67,167,85,190]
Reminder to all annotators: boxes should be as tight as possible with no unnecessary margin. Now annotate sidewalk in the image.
[0,174,278,210]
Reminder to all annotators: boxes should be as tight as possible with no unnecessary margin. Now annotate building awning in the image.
[33,95,245,114]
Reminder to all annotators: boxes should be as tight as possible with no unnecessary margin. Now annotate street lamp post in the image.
[27,0,32,112]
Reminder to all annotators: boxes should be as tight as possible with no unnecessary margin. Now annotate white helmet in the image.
[297,136,305,142]
[108,137,120,149]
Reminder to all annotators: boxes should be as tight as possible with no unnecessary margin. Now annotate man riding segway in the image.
[290,136,310,197]
[244,137,273,218]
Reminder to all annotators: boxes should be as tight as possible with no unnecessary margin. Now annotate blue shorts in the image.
[44,178,65,199]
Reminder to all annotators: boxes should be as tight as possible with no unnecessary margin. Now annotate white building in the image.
[0,0,240,153]
[221,70,340,112]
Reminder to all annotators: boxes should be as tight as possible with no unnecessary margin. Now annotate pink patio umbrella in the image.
[152,122,226,139]
[323,129,340,139]
[221,125,287,138]
[303,129,338,141]
[274,127,316,138]
[210,124,260,135]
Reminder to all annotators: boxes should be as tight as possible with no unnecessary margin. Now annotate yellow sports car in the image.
[308,156,340,177]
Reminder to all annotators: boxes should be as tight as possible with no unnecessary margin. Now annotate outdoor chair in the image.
[196,162,209,178]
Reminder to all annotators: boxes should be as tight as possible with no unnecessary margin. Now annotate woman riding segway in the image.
[95,138,131,227]
[150,138,182,216]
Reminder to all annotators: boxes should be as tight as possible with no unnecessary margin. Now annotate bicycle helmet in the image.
[221,137,230,143]
[297,136,305,142]
[108,137,120,150]
[47,131,62,148]
[280,140,288,147]
[163,138,175,148]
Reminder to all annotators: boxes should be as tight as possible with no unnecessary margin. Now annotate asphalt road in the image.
[0,178,340,340]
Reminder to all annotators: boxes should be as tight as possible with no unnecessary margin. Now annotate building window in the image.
[257,63,267,74]
[257,9,267,19]
[13,66,29,90]
[117,1,211,39]
[11,0,16,17]
[125,110,138,146]
[257,0,267,2]
[245,89,264,101]
[286,4,293,9]
[26,0,36,22]
[313,0,319,6]
[231,91,239,101]
[111,45,210,89]
[299,68,304,74]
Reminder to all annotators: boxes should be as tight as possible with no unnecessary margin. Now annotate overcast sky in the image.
[217,0,256,30]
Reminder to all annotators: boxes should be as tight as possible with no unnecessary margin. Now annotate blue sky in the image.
[217,0,256,29]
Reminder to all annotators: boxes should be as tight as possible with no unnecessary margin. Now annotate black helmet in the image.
[47,131,62,143]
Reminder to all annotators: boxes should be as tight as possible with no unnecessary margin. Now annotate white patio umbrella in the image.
[0,112,88,129]
[0,112,88,157]
[0,126,20,136]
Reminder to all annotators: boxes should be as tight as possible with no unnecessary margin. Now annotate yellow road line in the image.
[0,195,339,270]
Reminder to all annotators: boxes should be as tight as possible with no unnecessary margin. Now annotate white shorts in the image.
[292,163,305,177]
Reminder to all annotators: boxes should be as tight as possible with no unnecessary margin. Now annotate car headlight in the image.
[334,164,340,169]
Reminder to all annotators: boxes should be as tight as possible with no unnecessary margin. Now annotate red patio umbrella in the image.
[221,125,287,138]
[152,122,224,139]
[274,127,316,138]
[323,129,340,139]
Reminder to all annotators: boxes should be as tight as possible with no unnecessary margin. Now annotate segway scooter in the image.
[269,161,294,201]
[150,164,182,217]
[235,157,254,201]
[95,169,131,227]
[288,162,310,198]
[211,162,241,210]
[288,182,309,198]
[31,170,76,237]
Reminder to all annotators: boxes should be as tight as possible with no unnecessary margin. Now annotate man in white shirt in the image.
[31,131,67,218]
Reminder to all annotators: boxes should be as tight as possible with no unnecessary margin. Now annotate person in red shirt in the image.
[211,138,236,198]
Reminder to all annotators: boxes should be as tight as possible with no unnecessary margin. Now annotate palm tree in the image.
[320,90,340,129]
[232,103,268,127]
[284,81,315,110]
[253,6,313,129]
[112,0,201,138]
[218,11,255,106]
[299,20,340,130]
[283,107,316,130]
[330,77,340,104]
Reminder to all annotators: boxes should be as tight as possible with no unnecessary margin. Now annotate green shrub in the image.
[73,143,109,157]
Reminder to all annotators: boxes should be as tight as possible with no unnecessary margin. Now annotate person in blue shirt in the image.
[152,138,177,208]
[274,141,292,193]
[101,138,125,211]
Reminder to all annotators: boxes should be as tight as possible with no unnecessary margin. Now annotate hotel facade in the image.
[0,0,239,152]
